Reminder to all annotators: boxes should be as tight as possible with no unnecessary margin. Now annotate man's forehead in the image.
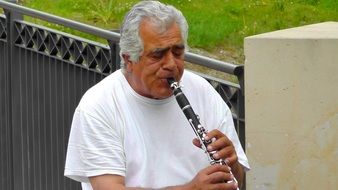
[140,20,184,52]
[151,44,185,53]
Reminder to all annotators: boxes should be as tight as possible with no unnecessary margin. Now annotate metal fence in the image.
[0,1,245,190]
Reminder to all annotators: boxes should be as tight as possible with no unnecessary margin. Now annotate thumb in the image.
[192,138,202,148]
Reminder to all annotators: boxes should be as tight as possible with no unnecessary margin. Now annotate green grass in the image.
[3,0,338,64]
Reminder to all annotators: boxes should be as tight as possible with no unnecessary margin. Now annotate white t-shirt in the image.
[64,70,250,189]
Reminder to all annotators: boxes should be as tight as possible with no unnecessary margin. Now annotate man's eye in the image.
[172,50,184,57]
[151,52,163,59]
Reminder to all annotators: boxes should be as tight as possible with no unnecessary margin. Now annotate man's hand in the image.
[193,129,237,166]
[182,164,238,190]
[192,129,244,188]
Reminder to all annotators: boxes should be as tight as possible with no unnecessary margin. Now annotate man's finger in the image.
[205,129,224,140]
[208,171,234,183]
[211,145,233,159]
[202,164,231,175]
[207,136,233,151]
[192,138,202,148]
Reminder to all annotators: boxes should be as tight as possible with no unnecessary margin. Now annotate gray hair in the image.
[119,0,189,71]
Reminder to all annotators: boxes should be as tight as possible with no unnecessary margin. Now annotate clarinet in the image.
[167,78,239,189]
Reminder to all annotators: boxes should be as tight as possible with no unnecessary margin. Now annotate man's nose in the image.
[162,52,176,70]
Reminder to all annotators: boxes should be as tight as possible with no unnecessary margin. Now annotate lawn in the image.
[8,0,338,63]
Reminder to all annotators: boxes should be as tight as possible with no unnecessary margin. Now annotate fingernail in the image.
[207,145,212,151]
[213,153,219,159]
[228,166,232,171]
[204,135,210,140]
[225,158,230,164]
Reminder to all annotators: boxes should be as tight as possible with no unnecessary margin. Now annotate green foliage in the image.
[21,0,137,29]
[18,0,338,63]
[86,0,136,27]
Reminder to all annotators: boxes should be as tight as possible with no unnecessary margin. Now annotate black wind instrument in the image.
[167,78,239,189]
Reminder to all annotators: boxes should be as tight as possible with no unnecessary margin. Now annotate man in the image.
[65,1,250,190]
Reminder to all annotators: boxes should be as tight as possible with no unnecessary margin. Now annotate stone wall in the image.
[244,22,338,190]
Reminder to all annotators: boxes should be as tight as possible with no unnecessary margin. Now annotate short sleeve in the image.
[219,105,250,171]
[64,108,125,182]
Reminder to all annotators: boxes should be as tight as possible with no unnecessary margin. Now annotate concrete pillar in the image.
[244,22,338,190]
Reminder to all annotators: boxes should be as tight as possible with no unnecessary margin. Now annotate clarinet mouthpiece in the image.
[167,77,175,85]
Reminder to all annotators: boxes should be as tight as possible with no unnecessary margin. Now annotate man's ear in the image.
[122,54,133,73]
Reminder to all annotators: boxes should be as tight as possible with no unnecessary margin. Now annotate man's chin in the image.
[153,90,173,100]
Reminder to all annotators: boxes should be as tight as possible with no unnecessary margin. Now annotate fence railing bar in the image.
[13,19,110,48]
[187,69,240,89]
[184,53,241,76]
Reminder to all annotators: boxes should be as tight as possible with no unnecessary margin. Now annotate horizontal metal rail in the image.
[184,53,242,76]
[0,0,241,76]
